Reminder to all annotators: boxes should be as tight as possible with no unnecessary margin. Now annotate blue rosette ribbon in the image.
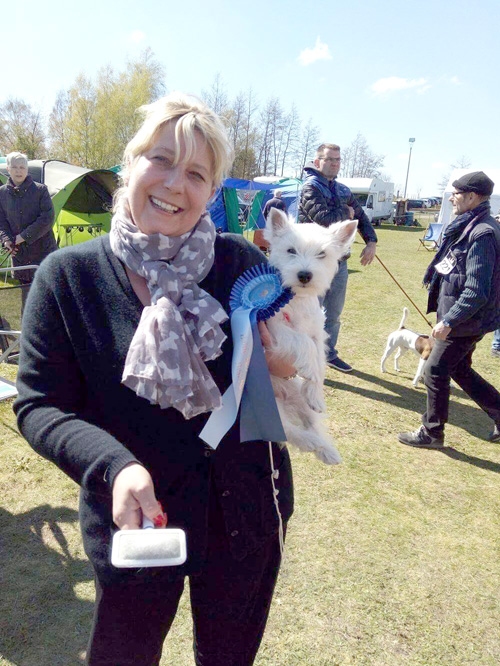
[200,264,293,448]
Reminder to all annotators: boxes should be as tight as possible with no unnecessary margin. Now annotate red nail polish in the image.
[153,514,164,527]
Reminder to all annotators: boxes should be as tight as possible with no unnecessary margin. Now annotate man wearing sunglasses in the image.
[299,143,377,373]
[399,171,500,447]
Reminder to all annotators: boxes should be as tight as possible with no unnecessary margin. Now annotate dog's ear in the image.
[329,219,358,247]
[265,208,290,237]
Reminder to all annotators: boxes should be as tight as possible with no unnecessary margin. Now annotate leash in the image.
[375,254,433,328]
[0,248,13,268]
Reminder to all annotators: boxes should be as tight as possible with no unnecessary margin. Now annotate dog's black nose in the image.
[297,270,312,284]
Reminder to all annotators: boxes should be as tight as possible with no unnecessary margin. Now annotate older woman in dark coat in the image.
[0,152,57,283]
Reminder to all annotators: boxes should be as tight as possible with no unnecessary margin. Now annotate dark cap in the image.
[452,171,494,196]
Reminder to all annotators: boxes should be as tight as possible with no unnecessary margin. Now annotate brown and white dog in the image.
[380,308,435,387]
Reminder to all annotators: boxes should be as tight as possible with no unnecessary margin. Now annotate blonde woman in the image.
[15,93,294,665]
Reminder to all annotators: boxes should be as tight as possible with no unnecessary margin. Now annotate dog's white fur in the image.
[263,209,358,465]
[380,307,434,387]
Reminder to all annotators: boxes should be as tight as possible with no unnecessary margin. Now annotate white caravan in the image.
[336,177,394,226]
[438,168,500,231]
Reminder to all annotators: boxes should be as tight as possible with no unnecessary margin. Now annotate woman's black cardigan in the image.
[14,233,293,584]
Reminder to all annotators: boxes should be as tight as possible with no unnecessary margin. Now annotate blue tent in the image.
[209,177,302,233]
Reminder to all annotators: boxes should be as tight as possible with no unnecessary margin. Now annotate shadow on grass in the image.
[326,368,426,416]
[437,447,500,474]
[0,504,93,665]
[326,367,496,442]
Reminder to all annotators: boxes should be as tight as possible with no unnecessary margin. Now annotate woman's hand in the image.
[112,462,167,530]
[258,321,297,378]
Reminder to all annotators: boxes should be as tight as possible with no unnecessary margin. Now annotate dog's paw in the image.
[308,396,326,413]
[316,446,342,465]
[302,383,326,413]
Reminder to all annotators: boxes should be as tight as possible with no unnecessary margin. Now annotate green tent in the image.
[0,160,119,247]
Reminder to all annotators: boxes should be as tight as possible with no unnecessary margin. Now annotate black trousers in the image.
[422,335,500,436]
[86,496,284,666]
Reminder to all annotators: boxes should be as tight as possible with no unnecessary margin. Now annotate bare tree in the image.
[48,91,70,160]
[452,155,472,169]
[437,155,471,193]
[256,98,277,176]
[226,92,246,150]
[0,98,46,158]
[201,73,229,118]
[269,99,285,175]
[297,119,320,178]
[234,88,259,179]
[340,132,384,178]
[278,105,300,177]
[378,171,393,183]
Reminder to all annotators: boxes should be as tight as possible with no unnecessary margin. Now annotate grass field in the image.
[0,225,499,665]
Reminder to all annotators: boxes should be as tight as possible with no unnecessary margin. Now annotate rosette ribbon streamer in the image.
[200,264,293,448]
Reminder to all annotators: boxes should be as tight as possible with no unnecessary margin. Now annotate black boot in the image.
[489,423,500,443]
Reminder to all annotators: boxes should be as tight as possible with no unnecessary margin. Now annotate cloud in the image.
[369,76,429,96]
[416,84,432,95]
[130,30,145,43]
[450,75,462,85]
[297,37,332,66]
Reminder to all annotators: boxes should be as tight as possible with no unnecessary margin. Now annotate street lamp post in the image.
[403,138,415,199]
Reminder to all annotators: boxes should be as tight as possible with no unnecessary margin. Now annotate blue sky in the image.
[3,0,499,196]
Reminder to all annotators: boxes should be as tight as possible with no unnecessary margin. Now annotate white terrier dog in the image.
[380,307,435,387]
[263,208,358,465]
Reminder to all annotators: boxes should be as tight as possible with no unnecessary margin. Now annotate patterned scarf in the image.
[109,199,228,419]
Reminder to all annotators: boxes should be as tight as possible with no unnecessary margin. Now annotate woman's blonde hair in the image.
[119,92,233,193]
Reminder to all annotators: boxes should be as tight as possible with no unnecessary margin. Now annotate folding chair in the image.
[418,223,443,251]
[0,265,38,363]
[0,375,17,400]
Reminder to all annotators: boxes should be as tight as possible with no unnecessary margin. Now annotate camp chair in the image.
[0,265,38,363]
[418,223,443,251]
[0,375,17,401]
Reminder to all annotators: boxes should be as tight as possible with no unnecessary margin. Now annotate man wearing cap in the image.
[399,171,500,447]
